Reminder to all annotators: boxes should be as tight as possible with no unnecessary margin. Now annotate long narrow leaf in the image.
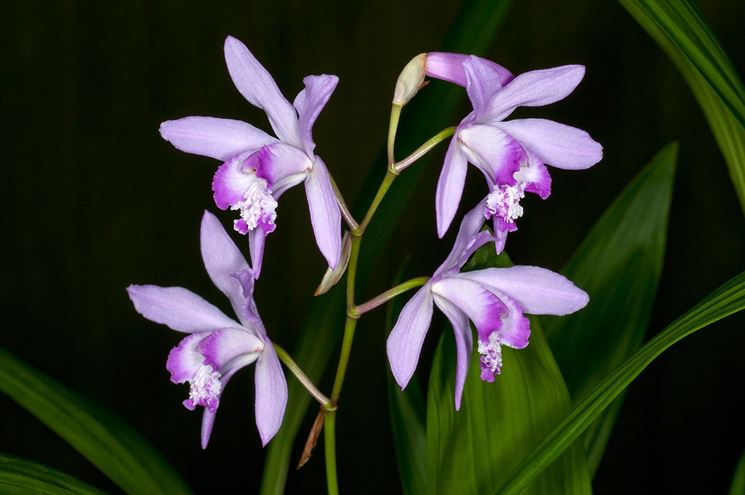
[544,143,677,474]
[259,1,513,493]
[387,375,427,495]
[0,454,106,495]
[621,0,745,213]
[495,270,745,495]
[0,349,191,495]
[731,449,745,495]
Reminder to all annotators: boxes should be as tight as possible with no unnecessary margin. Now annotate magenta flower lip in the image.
[159,36,342,277]
[127,211,288,448]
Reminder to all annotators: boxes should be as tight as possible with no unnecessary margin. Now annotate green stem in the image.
[273,344,334,410]
[359,171,397,233]
[353,276,430,316]
[322,104,451,492]
[324,412,338,495]
[393,126,456,173]
[387,104,402,166]
[329,174,359,231]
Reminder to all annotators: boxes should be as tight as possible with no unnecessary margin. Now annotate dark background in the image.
[2,1,744,493]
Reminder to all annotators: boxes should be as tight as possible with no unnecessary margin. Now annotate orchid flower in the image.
[424,53,603,252]
[159,36,341,276]
[126,211,287,448]
[386,202,589,409]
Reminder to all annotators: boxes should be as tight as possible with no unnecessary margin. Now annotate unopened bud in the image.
[393,53,427,106]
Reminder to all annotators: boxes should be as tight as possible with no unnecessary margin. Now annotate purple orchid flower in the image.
[386,202,589,409]
[159,36,341,276]
[425,53,603,252]
[126,211,287,448]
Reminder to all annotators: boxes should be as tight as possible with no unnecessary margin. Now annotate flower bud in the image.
[393,53,427,106]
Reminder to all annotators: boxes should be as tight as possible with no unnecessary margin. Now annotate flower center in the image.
[231,172,278,234]
[477,331,503,383]
[485,184,524,225]
[187,364,222,412]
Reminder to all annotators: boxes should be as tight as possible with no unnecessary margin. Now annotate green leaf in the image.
[544,143,678,474]
[387,375,427,495]
[731,449,745,495]
[0,349,191,495]
[259,1,513,493]
[495,270,745,495]
[426,321,591,495]
[620,0,745,213]
[0,454,106,495]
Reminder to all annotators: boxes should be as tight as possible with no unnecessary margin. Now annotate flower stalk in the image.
[274,343,334,410]
[354,277,430,316]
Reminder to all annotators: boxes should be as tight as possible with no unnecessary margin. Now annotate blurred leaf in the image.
[0,454,106,495]
[495,270,745,495]
[0,349,191,495]
[621,0,745,213]
[425,247,591,495]
[387,375,427,495]
[544,143,678,474]
[426,323,591,495]
[260,1,513,493]
[731,449,745,495]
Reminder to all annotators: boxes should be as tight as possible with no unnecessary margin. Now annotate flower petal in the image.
[159,116,277,161]
[200,408,217,449]
[293,75,339,156]
[432,277,505,336]
[199,366,239,449]
[494,118,603,170]
[211,151,258,210]
[166,333,208,383]
[425,52,513,88]
[435,138,468,238]
[223,36,300,147]
[256,143,312,197]
[518,152,552,199]
[248,227,266,279]
[254,341,288,446]
[197,328,263,371]
[434,297,472,410]
[304,156,342,269]
[436,199,490,275]
[494,292,531,349]
[484,65,586,121]
[458,124,525,185]
[457,266,589,315]
[386,286,435,390]
[200,211,252,315]
[127,285,240,333]
[464,56,508,118]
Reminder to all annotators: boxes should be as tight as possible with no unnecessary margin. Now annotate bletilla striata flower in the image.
[424,53,603,252]
[386,203,589,409]
[127,211,287,448]
[159,36,341,276]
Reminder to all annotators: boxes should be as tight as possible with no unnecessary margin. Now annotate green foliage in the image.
[495,270,745,495]
[0,349,191,495]
[731,449,745,495]
[426,324,591,495]
[621,0,745,213]
[0,454,106,495]
[387,375,427,495]
[259,1,513,493]
[544,143,677,474]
